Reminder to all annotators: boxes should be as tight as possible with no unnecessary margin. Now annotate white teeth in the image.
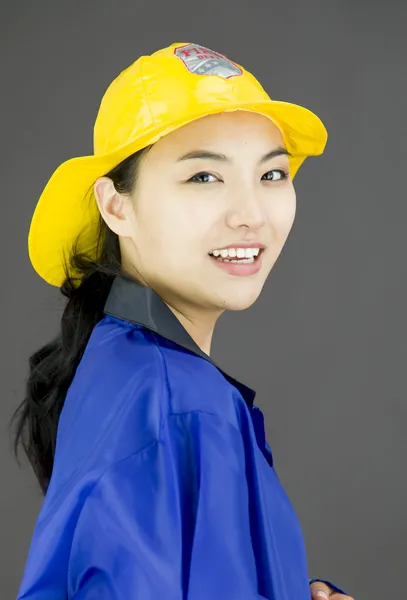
[211,247,261,259]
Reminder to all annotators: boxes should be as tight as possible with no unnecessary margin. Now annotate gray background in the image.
[2,1,406,598]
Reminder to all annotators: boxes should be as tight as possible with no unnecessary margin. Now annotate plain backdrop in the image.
[2,1,406,598]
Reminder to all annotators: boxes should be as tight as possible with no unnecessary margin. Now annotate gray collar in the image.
[104,274,256,408]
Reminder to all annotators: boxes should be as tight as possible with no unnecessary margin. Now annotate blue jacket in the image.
[17,274,348,599]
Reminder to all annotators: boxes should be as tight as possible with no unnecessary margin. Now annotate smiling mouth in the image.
[208,248,265,264]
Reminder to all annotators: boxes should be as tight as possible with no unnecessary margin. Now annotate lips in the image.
[208,248,264,276]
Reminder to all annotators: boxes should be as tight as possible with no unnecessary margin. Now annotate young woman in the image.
[12,42,352,599]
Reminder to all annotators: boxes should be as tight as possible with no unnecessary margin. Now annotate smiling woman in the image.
[11,42,350,599]
[92,110,297,341]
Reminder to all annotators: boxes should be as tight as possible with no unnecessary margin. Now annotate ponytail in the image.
[10,146,151,495]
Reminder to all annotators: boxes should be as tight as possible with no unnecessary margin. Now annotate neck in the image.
[121,265,222,355]
[164,302,222,356]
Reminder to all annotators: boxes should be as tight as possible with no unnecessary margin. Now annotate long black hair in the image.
[10,145,152,496]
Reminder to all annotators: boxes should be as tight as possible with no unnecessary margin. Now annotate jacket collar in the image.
[103,273,256,409]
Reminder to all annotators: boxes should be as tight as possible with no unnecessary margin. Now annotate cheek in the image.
[134,199,210,266]
[267,192,296,239]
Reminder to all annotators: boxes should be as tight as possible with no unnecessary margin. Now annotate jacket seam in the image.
[67,408,218,583]
[72,409,219,508]
[148,329,173,418]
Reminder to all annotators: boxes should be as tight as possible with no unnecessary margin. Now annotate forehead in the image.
[151,111,286,157]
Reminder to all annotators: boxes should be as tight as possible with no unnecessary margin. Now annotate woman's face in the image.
[107,110,296,314]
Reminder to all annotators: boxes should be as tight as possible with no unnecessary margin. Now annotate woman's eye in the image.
[188,172,218,184]
[262,169,289,182]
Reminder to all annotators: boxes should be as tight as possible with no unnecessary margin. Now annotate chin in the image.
[216,284,264,312]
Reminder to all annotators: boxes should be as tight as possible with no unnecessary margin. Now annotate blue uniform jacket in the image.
[17,274,348,599]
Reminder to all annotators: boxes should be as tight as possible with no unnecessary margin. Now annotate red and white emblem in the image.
[174,44,243,79]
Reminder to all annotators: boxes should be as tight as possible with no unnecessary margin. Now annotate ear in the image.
[94,177,135,237]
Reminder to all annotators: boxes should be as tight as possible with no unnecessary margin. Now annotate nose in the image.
[225,189,267,230]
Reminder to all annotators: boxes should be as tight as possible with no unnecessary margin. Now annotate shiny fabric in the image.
[17,275,348,599]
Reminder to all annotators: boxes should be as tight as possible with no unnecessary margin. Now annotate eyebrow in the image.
[175,146,292,164]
